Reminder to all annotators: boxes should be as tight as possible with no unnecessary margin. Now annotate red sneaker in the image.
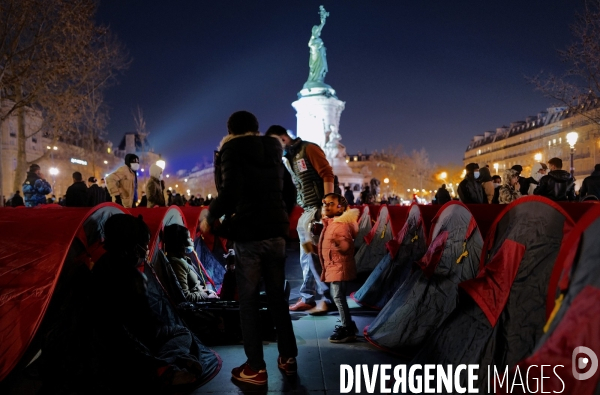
[277,356,297,376]
[231,362,267,385]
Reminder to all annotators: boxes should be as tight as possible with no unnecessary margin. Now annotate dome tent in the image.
[351,204,431,310]
[353,204,374,251]
[511,204,600,394]
[364,201,483,357]
[411,196,574,392]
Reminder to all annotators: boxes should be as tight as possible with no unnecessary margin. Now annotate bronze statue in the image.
[306,6,329,87]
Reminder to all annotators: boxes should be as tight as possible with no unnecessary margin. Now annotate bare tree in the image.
[529,0,600,122]
[0,0,129,195]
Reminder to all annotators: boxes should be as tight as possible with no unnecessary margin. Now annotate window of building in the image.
[32,137,37,143]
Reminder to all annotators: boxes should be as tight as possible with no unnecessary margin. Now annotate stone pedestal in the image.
[292,87,364,196]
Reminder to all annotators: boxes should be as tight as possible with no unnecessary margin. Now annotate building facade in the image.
[464,103,600,190]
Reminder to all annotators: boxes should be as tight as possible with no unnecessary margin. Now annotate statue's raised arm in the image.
[306,5,330,86]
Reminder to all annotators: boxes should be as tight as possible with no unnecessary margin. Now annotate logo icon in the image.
[572,346,598,381]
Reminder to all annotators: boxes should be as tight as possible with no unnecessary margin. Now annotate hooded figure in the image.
[533,157,576,201]
[457,163,485,204]
[106,153,139,208]
[527,162,548,195]
[22,163,52,207]
[146,163,165,208]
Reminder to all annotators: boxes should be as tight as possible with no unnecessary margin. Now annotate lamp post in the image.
[566,132,579,177]
[49,167,59,192]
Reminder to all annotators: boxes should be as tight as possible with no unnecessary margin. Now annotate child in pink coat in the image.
[318,193,360,343]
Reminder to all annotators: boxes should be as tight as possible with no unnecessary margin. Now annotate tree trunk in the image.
[13,89,28,193]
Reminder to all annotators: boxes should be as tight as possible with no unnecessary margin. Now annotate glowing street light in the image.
[103,160,108,164]
[566,131,579,176]
[493,163,499,174]
[534,153,542,162]
[49,167,59,176]
[53,146,58,150]
[383,177,389,184]
[156,159,166,170]
[439,172,447,180]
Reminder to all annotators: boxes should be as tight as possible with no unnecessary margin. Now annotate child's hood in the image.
[332,208,359,224]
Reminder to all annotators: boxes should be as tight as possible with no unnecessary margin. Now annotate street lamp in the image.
[493,163,499,174]
[534,153,542,162]
[439,172,447,180]
[49,167,59,191]
[156,159,166,170]
[566,131,579,177]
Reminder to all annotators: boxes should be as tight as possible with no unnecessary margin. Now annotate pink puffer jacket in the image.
[318,208,359,282]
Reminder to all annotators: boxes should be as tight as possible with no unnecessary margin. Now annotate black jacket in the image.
[458,176,485,204]
[65,181,89,207]
[87,184,107,207]
[579,171,600,200]
[518,176,533,196]
[435,187,452,205]
[208,134,294,242]
[533,170,575,201]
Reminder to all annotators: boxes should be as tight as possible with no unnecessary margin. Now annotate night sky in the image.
[96,1,581,174]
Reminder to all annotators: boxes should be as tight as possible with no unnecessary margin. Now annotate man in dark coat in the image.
[11,190,25,207]
[87,177,107,207]
[200,111,298,385]
[65,172,88,207]
[22,163,52,207]
[434,184,452,205]
[533,157,576,201]
[457,163,485,204]
[343,186,355,205]
[579,163,600,200]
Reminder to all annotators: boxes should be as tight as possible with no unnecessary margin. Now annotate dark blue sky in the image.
[96,1,580,173]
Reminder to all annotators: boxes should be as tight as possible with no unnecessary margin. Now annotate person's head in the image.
[124,154,140,171]
[504,169,520,187]
[322,193,348,218]
[29,164,41,177]
[265,124,294,147]
[87,176,97,187]
[149,163,163,179]
[547,157,563,171]
[100,178,106,187]
[511,164,523,176]
[492,175,502,186]
[478,166,492,182]
[441,183,446,189]
[142,191,146,196]
[163,224,194,257]
[167,189,172,195]
[595,164,600,172]
[103,214,151,262]
[465,163,480,178]
[531,163,548,181]
[227,110,259,136]
[15,190,20,195]
[72,172,83,182]
[344,186,350,191]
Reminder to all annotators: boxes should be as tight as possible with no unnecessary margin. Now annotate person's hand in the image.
[114,195,122,206]
[515,182,520,190]
[200,218,211,234]
[206,290,219,299]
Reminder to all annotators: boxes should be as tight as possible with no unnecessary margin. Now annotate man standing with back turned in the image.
[201,111,298,386]
[266,125,334,314]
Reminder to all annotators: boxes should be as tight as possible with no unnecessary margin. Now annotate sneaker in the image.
[329,325,357,343]
[231,362,267,385]
[277,356,297,376]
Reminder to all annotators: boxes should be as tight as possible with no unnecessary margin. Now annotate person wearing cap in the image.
[22,163,52,207]
[533,157,576,201]
[106,153,140,208]
[457,163,485,204]
[87,176,107,207]
[164,224,218,302]
[65,171,88,207]
[509,164,530,196]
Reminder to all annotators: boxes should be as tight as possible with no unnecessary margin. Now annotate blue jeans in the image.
[297,210,331,304]
[330,281,351,327]
[233,237,297,371]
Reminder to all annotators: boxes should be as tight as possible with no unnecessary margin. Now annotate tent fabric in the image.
[288,205,303,241]
[364,202,483,357]
[355,206,401,274]
[411,196,574,391]
[351,204,429,310]
[0,204,127,382]
[511,204,600,395]
[353,205,372,251]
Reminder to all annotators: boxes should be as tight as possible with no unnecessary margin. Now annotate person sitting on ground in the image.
[163,224,218,302]
[533,157,576,201]
[318,193,360,343]
[498,169,521,204]
[579,163,600,201]
[65,171,88,207]
[92,214,203,390]
[11,190,25,207]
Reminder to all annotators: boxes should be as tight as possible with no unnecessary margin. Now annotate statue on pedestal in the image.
[304,6,330,89]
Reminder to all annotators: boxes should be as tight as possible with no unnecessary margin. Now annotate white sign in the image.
[70,158,87,165]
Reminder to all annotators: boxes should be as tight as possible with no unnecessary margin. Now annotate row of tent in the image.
[0,203,240,391]
[342,198,599,393]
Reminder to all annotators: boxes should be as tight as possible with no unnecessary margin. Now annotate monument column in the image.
[292,6,364,194]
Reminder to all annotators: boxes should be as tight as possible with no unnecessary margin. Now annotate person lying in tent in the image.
[163,223,219,302]
[91,214,204,391]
